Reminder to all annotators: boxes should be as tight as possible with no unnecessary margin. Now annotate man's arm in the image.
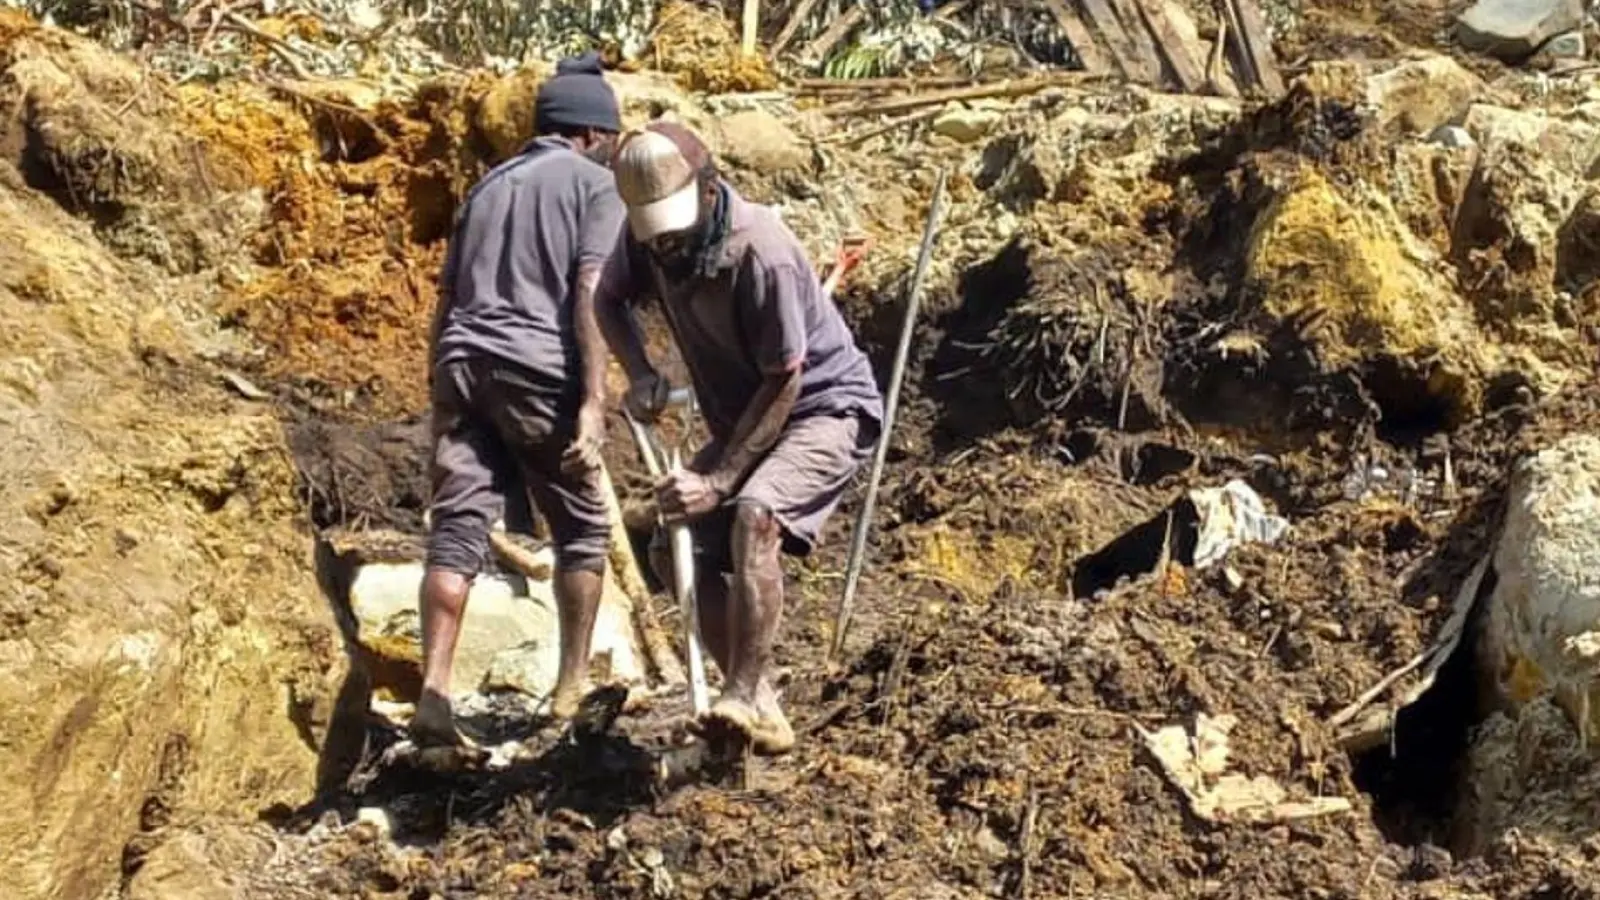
[575,182,627,410]
[701,261,809,495]
[594,238,657,383]
[704,368,801,495]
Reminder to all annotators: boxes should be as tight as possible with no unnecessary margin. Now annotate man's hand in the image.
[562,402,606,476]
[656,470,724,524]
[624,373,670,423]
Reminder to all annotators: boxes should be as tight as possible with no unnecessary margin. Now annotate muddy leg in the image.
[414,567,474,747]
[550,564,604,720]
[705,502,794,756]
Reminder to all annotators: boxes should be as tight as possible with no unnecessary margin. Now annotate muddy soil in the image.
[3,2,1600,899]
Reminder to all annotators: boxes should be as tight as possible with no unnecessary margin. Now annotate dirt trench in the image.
[3,5,1600,900]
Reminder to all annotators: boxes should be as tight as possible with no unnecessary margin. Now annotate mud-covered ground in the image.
[3,1,1600,898]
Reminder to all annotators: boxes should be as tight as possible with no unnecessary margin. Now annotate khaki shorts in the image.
[425,355,609,575]
[679,412,875,574]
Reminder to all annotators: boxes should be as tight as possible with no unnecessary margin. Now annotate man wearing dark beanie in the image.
[415,51,625,748]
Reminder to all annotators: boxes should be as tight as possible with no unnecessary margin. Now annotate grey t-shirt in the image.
[596,184,884,447]
[433,136,624,392]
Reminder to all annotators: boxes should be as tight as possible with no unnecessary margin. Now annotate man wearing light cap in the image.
[415,52,625,747]
[596,122,884,755]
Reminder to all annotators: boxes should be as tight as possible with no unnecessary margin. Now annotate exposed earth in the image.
[3,1,1600,899]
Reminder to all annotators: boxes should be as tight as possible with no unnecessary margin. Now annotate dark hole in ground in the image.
[1351,570,1494,853]
[1363,355,1461,448]
[1070,500,1200,599]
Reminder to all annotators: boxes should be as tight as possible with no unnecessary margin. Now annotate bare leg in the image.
[413,567,474,747]
[648,532,780,708]
[704,502,794,755]
[550,565,605,720]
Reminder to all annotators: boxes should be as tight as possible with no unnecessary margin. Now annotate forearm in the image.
[705,369,802,494]
[596,293,656,382]
[573,264,608,409]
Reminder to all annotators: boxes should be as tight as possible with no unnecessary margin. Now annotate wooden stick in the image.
[741,0,760,56]
[1041,0,1108,75]
[820,73,1087,117]
[799,3,865,65]
[797,74,975,92]
[1327,649,1430,730]
[771,0,822,55]
[829,168,950,664]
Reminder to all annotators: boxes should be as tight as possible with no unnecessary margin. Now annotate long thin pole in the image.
[829,168,949,664]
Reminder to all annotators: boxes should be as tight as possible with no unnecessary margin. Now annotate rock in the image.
[355,807,395,840]
[1245,166,1483,399]
[347,558,647,699]
[126,830,267,900]
[1389,140,1479,255]
[1556,184,1600,291]
[932,103,1004,143]
[1462,104,1600,176]
[712,108,810,174]
[1428,125,1477,149]
[1365,55,1484,135]
[1455,0,1585,62]
[1479,433,1600,744]
[1537,29,1585,58]
[1455,105,1596,325]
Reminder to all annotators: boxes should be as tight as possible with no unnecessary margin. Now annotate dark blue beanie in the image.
[534,51,622,134]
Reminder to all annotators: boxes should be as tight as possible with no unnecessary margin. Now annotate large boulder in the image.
[1245,166,1482,391]
[1478,433,1600,744]
[1365,55,1485,136]
[347,551,648,701]
[1455,0,1585,63]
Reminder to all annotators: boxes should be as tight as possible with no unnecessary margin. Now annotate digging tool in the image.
[828,168,949,665]
[624,406,712,717]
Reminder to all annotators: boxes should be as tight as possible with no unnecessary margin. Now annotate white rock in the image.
[355,807,394,839]
[1479,433,1600,743]
[933,104,1003,143]
[1462,103,1600,176]
[348,558,646,698]
[1428,124,1478,149]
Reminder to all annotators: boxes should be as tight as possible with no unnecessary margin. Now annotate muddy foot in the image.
[409,688,479,750]
[700,694,795,757]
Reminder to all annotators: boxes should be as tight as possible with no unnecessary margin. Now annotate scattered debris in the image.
[1139,713,1352,823]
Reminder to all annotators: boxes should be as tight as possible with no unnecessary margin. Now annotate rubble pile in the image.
[1,1,1599,899]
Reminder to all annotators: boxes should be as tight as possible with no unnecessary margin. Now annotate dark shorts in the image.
[425,355,610,575]
[680,413,875,574]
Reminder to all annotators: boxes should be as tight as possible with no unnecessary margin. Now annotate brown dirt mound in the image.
[649,0,777,94]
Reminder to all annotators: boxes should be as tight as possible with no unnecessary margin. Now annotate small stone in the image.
[932,104,1003,143]
[1427,125,1477,149]
[1455,0,1585,62]
[639,847,665,868]
[355,806,394,839]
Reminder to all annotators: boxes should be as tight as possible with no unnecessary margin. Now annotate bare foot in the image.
[409,688,478,749]
[549,684,581,722]
[703,693,795,757]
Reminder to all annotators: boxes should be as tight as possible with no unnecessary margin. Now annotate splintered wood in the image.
[1047,0,1284,97]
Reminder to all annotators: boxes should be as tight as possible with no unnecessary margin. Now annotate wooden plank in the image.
[1042,0,1109,75]
[1074,0,1156,83]
[1135,0,1205,92]
[1107,0,1166,85]
[1225,0,1285,97]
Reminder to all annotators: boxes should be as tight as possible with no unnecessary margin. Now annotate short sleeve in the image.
[578,177,626,268]
[593,228,639,312]
[744,260,809,375]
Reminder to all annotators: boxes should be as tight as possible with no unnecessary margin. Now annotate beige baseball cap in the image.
[612,121,715,241]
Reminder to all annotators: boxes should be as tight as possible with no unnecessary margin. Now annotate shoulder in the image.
[728,197,811,279]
